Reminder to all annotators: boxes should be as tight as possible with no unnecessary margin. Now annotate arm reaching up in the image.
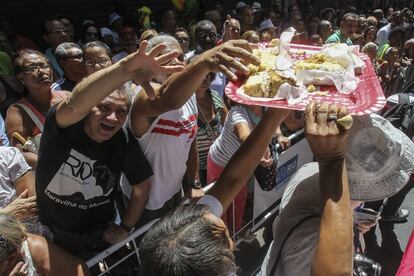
[208,108,289,210]
[56,41,184,128]
[305,102,353,276]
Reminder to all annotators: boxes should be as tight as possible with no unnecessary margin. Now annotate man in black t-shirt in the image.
[36,42,184,258]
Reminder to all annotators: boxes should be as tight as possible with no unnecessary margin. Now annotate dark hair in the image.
[389,26,405,39]
[13,49,49,74]
[80,22,101,44]
[175,27,188,34]
[140,203,237,276]
[363,26,378,40]
[83,41,112,57]
[342,12,359,22]
[41,15,63,35]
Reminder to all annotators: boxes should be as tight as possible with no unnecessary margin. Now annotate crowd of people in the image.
[0,0,414,275]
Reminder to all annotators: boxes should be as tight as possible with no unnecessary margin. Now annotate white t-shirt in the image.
[375,23,391,47]
[123,94,198,210]
[209,105,253,168]
[0,147,31,207]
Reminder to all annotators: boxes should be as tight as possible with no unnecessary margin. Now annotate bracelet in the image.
[119,222,133,233]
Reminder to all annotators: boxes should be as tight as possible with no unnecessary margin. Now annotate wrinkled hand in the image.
[123,40,184,100]
[7,262,28,276]
[305,102,351,161]
[201,40,260,81]
[1,190,37,220]
[277,135,291,150]
[103,224,129,245]
[259,147,273,167]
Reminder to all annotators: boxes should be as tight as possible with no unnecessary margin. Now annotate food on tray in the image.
[294,53,345,73]
[243,71,268,97]
[336,115,353,129]
[269,38,280,48]
[314,91,329,96]
[248,48,279,73]
[243,70,296,98]
[307,84,316,92]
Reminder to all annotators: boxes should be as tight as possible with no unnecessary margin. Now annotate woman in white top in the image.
[207,104,274,231]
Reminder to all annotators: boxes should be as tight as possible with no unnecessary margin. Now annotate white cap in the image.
[252,2,262,12]
[108,12,122,26]
[235,2,247,10]
[259,19,276,32]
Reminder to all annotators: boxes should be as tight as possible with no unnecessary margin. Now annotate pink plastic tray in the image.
[225,44,386,115]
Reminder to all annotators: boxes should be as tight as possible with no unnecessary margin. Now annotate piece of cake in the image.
[243,71,269,97]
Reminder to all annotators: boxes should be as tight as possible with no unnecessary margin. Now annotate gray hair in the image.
[116,81,134,107]
[0,213,26,260]
[195,20,217,33]
[146,35,181,52]
[362,42,378,52]
[55,42,82,60]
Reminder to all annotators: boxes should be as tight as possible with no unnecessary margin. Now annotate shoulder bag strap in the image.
[13,102,44,132]
[268,214,320,276]
[197,102,218,141]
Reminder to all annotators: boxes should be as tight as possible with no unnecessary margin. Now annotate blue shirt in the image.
[45,48,64,79]
[0,115,9,146]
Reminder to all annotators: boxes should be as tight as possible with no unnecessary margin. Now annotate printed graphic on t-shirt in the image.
[151,114,197,142]
[45,149,116,208]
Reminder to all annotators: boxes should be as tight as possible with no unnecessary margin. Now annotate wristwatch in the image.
[191,180,202,189]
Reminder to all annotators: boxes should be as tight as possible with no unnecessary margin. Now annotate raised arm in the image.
[55,41,183,128]
[305,103,353,276]
[208,108,289,210]
[130,40,260,120]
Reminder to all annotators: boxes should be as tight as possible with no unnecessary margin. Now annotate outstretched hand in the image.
[201,39,260,81]
[305,102,351,162]
[1,190,37,220]
[123,40,185,100]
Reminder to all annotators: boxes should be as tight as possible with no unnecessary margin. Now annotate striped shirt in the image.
[196,89,225,170]
[208,105,253,168]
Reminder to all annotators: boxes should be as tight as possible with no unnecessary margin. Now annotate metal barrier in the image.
[86,129,311,275]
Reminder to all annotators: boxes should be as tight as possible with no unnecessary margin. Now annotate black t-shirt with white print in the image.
[36,105,153,233]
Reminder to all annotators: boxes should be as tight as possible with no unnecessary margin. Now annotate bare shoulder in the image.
[26,234,49,270]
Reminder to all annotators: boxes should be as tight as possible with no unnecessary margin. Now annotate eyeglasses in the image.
[23,64,50,73]
[86,31,99,37]
[198,32,217,41]
[48,28,69,36]
[84,58,111,67]
[176,37,190,43]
